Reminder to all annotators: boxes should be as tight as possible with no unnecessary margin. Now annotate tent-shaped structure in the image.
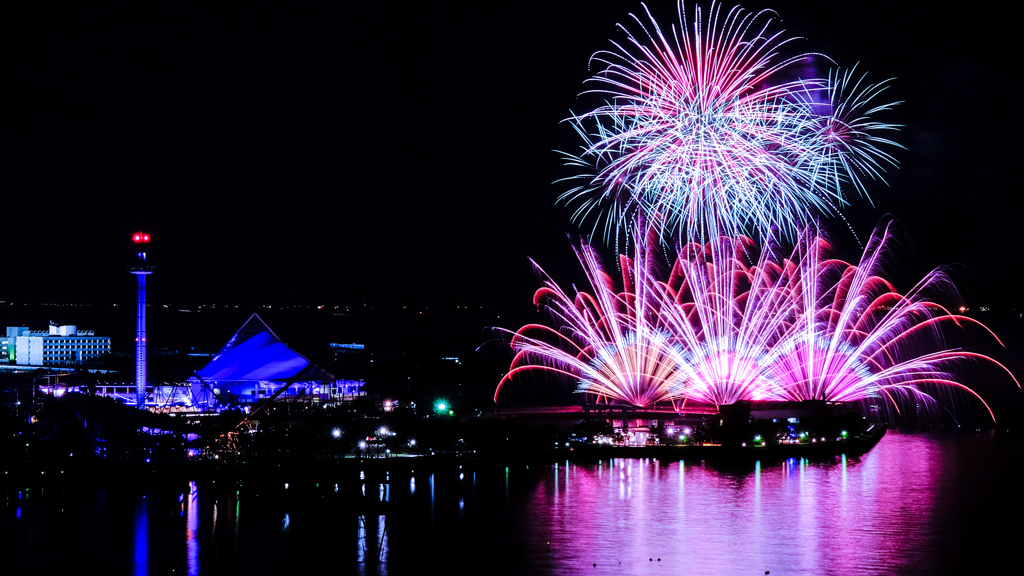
[187,314,363,407]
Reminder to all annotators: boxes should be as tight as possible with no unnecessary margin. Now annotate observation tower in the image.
[129,232,154,408]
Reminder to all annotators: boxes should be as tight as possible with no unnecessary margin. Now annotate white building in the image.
[0,327,26,362]
[8,323,111,366]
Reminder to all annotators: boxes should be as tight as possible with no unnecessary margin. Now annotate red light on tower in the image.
[133,232,151,244]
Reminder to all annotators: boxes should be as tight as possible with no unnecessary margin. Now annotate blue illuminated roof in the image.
[195,314,332,383]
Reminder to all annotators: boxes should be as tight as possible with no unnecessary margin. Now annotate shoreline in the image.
[2,425,886,484]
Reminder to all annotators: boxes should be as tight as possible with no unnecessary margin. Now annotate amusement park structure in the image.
[129,232,154,409]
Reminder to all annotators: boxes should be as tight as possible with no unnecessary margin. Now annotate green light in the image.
[841,430,848,437]
[448,410,454,415]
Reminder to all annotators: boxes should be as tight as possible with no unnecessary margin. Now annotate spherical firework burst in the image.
[558,1,902,244]
[495,226,1018,422]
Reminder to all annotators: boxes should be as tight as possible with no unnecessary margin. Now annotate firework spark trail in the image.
[495,226,1018,422]
[765,225,1018,422]
[498,2,1013,423]
[655,236,791,405]
[558,1,902,245]
[497,243,692,407]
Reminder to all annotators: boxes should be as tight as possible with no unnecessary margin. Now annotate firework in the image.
[558,2,901,244]
[661,236,796,406]
[496,226,1017,422]
[764,225,1017,421]
[495,242,692,407]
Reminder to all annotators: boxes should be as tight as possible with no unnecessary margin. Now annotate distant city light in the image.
[332,428,341,438]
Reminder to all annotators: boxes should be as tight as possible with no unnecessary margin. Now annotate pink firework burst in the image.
[558,1,902,244]
[496,225,1018,422]
[495,241,692,407]
[765,225,1018,422]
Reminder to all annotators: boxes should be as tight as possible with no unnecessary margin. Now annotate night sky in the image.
[3,0,1020,309]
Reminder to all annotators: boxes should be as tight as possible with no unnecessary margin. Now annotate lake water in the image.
[4,430,1022,575]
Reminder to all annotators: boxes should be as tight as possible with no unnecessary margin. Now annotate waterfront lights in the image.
[332,428,341,439]
[358,441,368,450]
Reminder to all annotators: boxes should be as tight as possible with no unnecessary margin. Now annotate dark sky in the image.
[2,0,1020,308]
